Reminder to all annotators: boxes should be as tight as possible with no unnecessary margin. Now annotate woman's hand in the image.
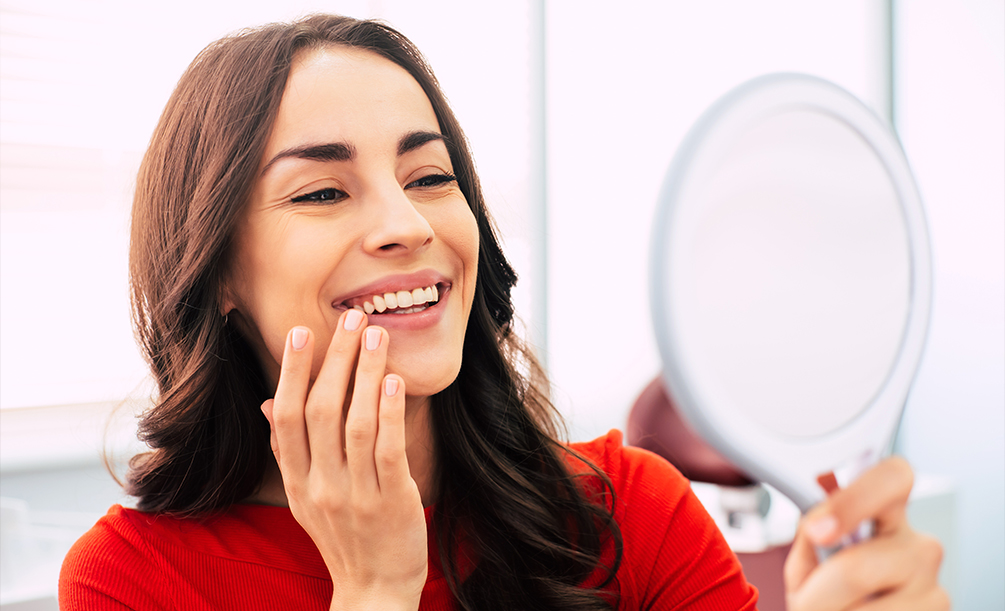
[783,457,950,610]
[261,309,427,611]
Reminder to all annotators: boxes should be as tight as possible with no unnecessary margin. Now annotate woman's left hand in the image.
[783,457,950,610]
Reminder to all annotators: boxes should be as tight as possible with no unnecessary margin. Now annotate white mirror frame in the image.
[649,74,932,512]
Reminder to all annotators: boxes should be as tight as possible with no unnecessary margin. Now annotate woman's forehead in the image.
[268,46,439,151]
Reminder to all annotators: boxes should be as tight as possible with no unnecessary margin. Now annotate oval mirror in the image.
[650,74,932,514]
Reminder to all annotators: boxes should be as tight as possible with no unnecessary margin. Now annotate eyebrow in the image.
[397,130,448,156]
[261,142,354,175]
[261,130,449,176]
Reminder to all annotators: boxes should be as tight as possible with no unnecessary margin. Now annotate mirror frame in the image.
[649,73,932,511]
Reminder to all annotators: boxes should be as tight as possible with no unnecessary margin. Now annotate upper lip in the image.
[331,269,449,308]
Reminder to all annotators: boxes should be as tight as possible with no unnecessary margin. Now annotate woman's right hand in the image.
[261,309,427,611]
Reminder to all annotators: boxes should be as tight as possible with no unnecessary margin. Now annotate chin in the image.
[390,354,462,399]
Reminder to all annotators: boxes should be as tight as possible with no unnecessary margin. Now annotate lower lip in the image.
[355,286,450,332]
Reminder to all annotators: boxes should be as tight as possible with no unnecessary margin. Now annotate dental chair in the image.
[627,376,792,611]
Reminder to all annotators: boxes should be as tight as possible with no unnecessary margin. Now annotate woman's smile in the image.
[222,46,479,397]
[330,270,453,331]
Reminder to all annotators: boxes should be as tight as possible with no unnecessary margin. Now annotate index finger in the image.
[804,456,914,546]
[303,308,369,475]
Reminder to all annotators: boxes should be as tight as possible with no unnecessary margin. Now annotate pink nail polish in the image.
[365,327,381,351]
[291,327,308,350]
[384,377,399,396]
[344,309,365,331]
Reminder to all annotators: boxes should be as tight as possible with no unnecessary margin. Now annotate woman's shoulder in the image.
[59,503,330,610]
[568,430,759,610]
[567,429,692,506]
[63,503,326,572]
[60,505,173,609]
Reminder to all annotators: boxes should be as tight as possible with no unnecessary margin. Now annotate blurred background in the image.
[1,1,1001,609]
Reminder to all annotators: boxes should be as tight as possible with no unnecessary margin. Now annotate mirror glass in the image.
[651,74,931,512]
[668,109,911,438]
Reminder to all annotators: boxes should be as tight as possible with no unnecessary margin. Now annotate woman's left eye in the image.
[290,187,345,204]
[406,173,457,189]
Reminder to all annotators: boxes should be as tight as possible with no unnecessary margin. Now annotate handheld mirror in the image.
[649,74,931,516]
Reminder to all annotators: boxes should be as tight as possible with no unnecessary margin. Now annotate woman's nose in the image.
[362,185,434,255]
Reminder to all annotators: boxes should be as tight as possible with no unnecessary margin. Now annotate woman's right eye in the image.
[290,187,345,204]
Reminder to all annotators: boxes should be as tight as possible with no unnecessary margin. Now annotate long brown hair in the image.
[127,14,622,610]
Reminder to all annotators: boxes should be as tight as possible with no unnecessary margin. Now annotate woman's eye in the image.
[290,187,345,204]
[406,173,457,189]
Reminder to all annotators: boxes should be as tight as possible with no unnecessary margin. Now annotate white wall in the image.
[895,2,1005,609]
[0,0,537,410]
[544,0,886,441]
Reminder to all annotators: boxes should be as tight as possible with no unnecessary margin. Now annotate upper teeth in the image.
[352,285,439,315]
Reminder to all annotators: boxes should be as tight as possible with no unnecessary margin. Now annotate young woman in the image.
[60,14,947,611]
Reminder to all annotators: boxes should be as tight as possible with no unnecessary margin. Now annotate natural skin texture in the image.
[223,48,479,610]
[262,323,427,610]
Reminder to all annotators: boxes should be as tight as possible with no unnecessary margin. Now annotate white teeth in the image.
[351,285,440,314]
[389,306,424,315]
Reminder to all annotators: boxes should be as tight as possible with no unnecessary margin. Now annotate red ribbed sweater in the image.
[60,430,758,610]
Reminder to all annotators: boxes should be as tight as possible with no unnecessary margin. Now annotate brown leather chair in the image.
[627,376,792,611]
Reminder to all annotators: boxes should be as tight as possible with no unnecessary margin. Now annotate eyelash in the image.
[406,172,457,189]
[289,173,456,204]
[290,188,344,204]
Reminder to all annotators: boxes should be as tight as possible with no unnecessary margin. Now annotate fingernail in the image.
[291,327,309,350]
[344,309,365,331]
[806,514,838,542]
[365,327,381,351]
[384,377,399,396]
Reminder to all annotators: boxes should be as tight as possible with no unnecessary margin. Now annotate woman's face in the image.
[224,47,479,398]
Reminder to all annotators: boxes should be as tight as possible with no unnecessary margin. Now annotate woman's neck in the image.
[246,394,438,507]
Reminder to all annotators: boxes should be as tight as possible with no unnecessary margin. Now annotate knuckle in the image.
[272,408,297,430]
[375,447,400,470]
[303,402,331,427]
[309,487,343,510]
[345,421,373,445]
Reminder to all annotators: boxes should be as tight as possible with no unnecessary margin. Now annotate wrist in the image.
[329,587,421,611]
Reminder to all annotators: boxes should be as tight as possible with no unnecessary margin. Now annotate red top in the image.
[60,430,758,610]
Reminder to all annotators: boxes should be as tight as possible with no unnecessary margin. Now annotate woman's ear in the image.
[218,276,239,320]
